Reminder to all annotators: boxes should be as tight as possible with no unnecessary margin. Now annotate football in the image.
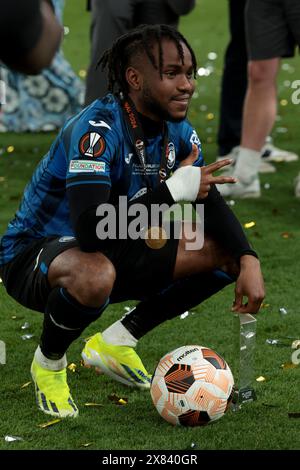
[150,345,234,426]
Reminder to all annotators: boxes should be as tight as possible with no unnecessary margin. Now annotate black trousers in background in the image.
[217,0,248,156]
[84,0,195,105]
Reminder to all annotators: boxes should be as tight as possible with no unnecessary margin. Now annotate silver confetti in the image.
[275,127,288,134]
[21,322,30,330]
[64,26,70,35]
[266,339,279,345]
[264,183,271,190]
[4,435,23,442]
[21,334,34,340]
[279,307,288,315]
[207,52,217,60]
[180,311,189,319]
[197,67,212,77]
[0,340,6,364]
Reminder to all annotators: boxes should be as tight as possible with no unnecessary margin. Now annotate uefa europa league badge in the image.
[144,226,167,250]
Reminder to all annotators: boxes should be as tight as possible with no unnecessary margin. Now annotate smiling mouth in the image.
[171,96,190,105]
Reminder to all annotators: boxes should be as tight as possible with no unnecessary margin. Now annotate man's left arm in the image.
[200,185,265,314]
[178,123,264,313]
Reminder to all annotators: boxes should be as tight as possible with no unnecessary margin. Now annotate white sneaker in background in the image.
[261,143,299,163]
[216,146,276,174]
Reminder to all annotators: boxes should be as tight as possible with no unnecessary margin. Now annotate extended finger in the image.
[210,175,237,185]
[203,159,233,174]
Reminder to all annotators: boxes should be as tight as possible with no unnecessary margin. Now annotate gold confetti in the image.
[79,69,87,78]
[80,442,93,448]
[108,393,128,405]
[68,363,77,373]
[0,177,6,182]
[281,362,298,369]
[261,303,270,308]
[256,376,266,382]
[20,381,32,389]
[7,146,14,153]
[280,99,288,106]
[206,113,214,120]
[244,221,256,229]
[84,403,104,407]
[281,232,293,239]
[38,418,61,428]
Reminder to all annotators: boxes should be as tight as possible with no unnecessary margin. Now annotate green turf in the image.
[1,0,300,451]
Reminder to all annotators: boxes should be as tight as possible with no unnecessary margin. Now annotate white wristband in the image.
[166,166,201,202]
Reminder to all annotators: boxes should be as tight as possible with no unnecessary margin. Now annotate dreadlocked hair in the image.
[98,24,197,96]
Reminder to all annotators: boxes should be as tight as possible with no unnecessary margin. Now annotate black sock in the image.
[40,287,109,360]
[121,270,234,339]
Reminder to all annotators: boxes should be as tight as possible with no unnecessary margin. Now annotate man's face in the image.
[131,39,195,122]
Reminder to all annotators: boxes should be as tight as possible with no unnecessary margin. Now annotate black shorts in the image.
[245,0,300,60]
[0,234,179,313]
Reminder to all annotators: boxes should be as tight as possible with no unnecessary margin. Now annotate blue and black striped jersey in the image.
[0,94,203,265]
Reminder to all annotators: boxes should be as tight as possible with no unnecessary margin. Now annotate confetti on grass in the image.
[4,435,23,442]
[80,442,93,448]
[256,376,266,382]
[244,221,256,229]
[38,418,61,428]
[20,381,32,389]
[84,403,104,408]
[68,363,77,373]
[108,393,128,406]
[281,363,298,370]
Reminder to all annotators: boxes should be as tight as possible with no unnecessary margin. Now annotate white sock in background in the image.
[102,318,138,347]
[234,147,261,184]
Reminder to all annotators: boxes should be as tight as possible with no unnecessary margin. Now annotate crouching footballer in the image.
[0,25,264,418]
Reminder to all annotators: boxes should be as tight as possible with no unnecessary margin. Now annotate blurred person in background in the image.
[216,0,298,199]
[84,0,196,105]
[0,0,84,132]
[0,0,62,75]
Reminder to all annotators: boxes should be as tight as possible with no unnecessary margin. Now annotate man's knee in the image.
[248,59,279,84]
[72,257,116,307]
[49,250,116,307]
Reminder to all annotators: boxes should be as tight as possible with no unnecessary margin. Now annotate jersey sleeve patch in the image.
[69,160,106,173]
[78,132,106,158]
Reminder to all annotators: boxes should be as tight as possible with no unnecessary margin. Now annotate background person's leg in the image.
[85,0,135,104]
[217,0,248,157]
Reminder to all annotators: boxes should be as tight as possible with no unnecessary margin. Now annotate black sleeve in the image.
[197,185,258,261]
[68,182,175,252]
[0,0,43,63]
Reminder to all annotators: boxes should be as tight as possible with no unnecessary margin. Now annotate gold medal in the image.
[144,226,167,249]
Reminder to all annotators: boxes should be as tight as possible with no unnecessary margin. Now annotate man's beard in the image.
[142,86,187,123]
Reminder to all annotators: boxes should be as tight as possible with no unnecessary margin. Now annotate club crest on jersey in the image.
[79,132,106,158]
[166,142,176,169]
[190,130,201,148]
